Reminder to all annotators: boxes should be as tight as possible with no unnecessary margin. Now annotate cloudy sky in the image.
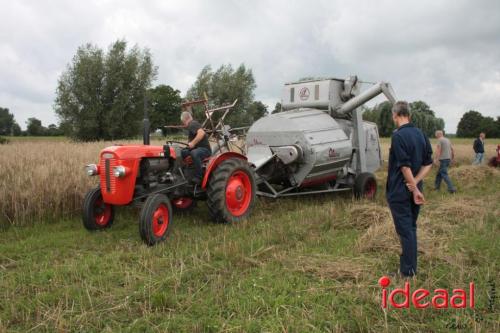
[1,0,499,132]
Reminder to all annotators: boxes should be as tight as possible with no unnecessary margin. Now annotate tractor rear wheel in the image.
[354,172,377,199]
[139,194,173,246]
[206,158,256,223]
[82,187,114,230]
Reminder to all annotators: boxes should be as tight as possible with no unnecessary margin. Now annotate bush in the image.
[0,136,10,144]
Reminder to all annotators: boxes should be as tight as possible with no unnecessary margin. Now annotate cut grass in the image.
[0,136,499,331]
[0,167,499,332]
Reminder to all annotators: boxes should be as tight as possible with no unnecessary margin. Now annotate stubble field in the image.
[0,136,499,332]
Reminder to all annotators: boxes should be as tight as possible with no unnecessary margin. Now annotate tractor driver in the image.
[180,110,212,185]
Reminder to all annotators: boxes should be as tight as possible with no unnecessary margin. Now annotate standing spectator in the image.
[473,132,485,165]
[434,130,456,193]
[386,101,433,278]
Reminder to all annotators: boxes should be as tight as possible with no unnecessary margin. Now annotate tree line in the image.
[1,39,498,141]
[0,108,63,136]
[362,101,445,137]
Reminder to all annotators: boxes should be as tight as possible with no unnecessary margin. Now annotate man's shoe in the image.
[448,188,457,194]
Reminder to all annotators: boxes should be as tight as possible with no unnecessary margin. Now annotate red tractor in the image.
[82,99,256,245]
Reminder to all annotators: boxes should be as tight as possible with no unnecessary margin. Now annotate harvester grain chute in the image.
[82,75,396,245]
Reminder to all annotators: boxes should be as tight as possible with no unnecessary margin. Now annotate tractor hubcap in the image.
[226,171,252,217]
[152,204,169,237]
[94,198,111,226]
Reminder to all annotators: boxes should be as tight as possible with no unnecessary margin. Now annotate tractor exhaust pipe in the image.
[143,94,150,145]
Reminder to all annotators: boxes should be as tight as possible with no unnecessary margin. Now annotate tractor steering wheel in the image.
[166,140,189,147]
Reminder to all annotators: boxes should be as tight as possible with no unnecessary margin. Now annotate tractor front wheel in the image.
[83,187,114,230]
[353,172,377,199]
[206,159,256,223]
[139,194,173,246]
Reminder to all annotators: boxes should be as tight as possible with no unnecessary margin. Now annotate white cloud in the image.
[0,0,499,132]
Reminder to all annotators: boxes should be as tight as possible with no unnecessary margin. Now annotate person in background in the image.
[473,132,485,165]
[180,111,212,185]
[386,101,433,278]
[434,130,456,193]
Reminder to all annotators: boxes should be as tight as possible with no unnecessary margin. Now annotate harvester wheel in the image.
[354,172,377,199]
[83,187,114,230]
[206,158,256,223]
[139,194,173,246]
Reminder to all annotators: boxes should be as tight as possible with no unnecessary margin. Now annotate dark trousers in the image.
[388,199,420,276]
[434,159,455,191]
[181,147,211,180]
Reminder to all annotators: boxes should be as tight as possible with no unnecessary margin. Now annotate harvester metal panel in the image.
[247,108,352,186]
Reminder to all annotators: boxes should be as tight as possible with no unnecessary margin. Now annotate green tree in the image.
[0,107,15,135]
[54,40,157,141]
[456,110,483,137]
[26,118,44,136]
[377,101,395,137]
[11,122,21,136]
[271,102,282,114]
[147,85,182,136]
[247,101,268,123]
[186,64,256,127]
[409,101,435,117]
[46,124,62,136]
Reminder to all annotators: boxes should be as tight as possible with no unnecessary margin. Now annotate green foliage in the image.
[457,110,500,137]
[409,100,435,117]
[0,136,9,144]
[11,122,21,136]
[364,101,445,137]
[26,117,44,136]
[147,85,182,136]
[55,40,157,141]
[376,101,395,137]
[457,110,483,137]
[271,102,282,114]
[246,101,268,123]
[186,64,258,127]
[0,107,16,135]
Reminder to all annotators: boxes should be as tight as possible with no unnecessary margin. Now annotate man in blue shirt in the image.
[386,101,433,278]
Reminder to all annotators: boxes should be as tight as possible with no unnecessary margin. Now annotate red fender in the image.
[201,152,248,189]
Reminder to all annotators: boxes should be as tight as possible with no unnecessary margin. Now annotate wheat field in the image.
[0,137,498,225]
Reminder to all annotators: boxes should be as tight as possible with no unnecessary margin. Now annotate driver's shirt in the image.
[187,120,211,151]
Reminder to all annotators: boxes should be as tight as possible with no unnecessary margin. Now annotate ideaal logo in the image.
[378,276,475,309]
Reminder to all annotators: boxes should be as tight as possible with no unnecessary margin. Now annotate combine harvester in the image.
[82,76,396,245]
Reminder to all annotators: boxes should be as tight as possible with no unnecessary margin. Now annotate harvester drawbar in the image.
[82,75,396,245]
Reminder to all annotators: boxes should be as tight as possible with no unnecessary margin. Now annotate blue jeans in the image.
[435,159,456,192]
[388,199,420,277]
[473,152,484,165]
[181,147,211,180]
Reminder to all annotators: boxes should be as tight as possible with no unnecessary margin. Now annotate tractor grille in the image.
[100,156,117,193]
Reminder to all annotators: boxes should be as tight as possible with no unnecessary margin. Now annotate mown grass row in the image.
[0,164,499,332]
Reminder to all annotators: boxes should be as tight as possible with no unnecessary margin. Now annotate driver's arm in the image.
[189,128,206,147]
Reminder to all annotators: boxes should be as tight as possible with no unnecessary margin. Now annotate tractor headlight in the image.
[85,164,99,176]
[113,166,126,178]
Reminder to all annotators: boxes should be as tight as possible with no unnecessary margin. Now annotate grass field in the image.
[0,137,499,332]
